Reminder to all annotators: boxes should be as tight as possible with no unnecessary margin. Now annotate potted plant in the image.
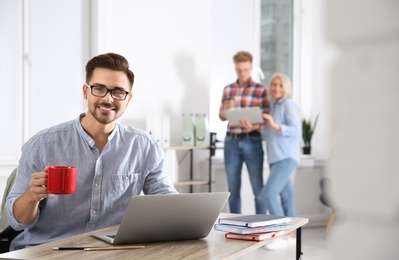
[302,114,319,155]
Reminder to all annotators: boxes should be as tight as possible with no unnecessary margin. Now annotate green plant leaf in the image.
[302,114,319,147]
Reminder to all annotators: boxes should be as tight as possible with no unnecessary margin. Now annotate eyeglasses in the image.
[85,83,130,101]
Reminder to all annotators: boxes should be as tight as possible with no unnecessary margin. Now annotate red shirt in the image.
[219,78,269,134]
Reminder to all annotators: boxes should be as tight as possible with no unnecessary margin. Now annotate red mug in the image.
[47,166,76,194]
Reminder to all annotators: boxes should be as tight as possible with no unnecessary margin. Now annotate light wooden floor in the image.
[239,227,332,260]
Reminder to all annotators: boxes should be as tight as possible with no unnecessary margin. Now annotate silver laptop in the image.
[90,192,230,244]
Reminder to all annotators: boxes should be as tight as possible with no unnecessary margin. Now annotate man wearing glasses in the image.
[6,53,177,250]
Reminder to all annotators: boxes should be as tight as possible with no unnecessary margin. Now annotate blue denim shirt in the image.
[6,114,177,250]
[264,98,301,164]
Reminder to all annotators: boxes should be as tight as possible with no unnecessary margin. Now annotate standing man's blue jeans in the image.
[262,158,297,217]
[224,134,266,214]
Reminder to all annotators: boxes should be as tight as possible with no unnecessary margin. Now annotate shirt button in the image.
[92,210,97,214]
[95,183,99,187]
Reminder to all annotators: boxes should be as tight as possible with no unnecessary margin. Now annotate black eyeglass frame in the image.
[84,83,130,101]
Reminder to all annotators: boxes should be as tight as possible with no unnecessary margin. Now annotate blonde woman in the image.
[261,73,301,250]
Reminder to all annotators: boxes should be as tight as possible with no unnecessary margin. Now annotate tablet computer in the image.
[224,107,264,126]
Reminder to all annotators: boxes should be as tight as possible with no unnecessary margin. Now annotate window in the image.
[261,3,276,20]
[260,0,293,86]
[261,24,276,37]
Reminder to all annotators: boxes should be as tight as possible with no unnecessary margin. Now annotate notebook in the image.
[214,222,291,234]
[225,230,285,241]
[218,214,291,227]
[90,192,230,244]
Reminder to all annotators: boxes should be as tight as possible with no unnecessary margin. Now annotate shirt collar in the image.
[273,97,286,105]
[75,113,119,148]
[234,78,256,88]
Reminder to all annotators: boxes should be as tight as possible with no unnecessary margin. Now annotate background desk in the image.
[0,214,308,260]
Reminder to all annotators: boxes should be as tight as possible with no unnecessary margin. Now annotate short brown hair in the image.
[85,53,135,89]
[233,51,253,63]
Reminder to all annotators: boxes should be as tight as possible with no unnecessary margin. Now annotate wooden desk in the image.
[0,214,308,260]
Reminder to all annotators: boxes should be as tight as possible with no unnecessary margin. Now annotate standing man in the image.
[6,53,177,250]
[219,51,269,214]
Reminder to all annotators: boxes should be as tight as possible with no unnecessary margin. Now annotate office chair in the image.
[0,168,22,253]
[319,177,335,239]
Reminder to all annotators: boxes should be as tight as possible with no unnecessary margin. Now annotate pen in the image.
[84,245,145,251]
[53,245,145,251]
[53,247,87,250]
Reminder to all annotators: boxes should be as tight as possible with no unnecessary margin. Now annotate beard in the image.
[88,102,121,125]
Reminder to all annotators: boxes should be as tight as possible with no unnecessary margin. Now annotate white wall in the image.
[325,0,399,258]
[0,0,89,203]
[92,0,261,147]
[93,0,213,145]
[209,0,259,140]
[0,0,24,169]
[29,0,89,134]
[0,0,88,170]
[294,0,335,159]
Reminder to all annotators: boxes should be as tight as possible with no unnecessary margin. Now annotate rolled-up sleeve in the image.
[6,168,41,231]
[6,136,45,231]
[6,195,40,231]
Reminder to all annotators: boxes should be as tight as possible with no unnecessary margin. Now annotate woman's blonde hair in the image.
[269,72,292,98]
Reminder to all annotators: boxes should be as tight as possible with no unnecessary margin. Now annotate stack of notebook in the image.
[214,214,292,241]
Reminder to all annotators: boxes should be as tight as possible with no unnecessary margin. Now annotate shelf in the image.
[174,179,210,186]
[167,133,217,193]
